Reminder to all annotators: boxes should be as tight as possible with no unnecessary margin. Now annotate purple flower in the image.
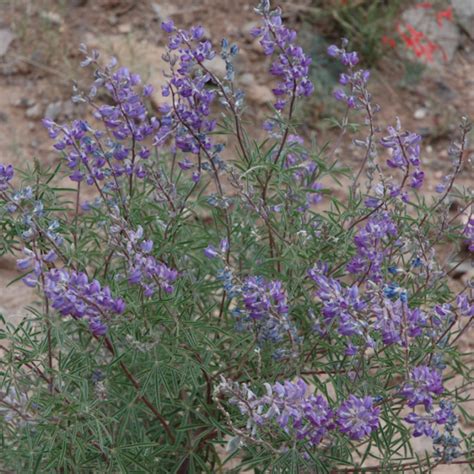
[405,402,455,438]
[223,377,335,448]
[158,24,218,157]
[381,120,424,190]
[232,276,296,344]
[463,216,474,252]
[204,245,218,259]
[308,270,366,337]
[17,248,57,288]
[252,4,313,111]
[337,395,380,440]
[44,56,159,191]
[347,212,397,283]
[43,269,125,337]
[161,20,175,33]
[456,294,474,318]
[327,44,340,57]
[121,226,178,297]
[0,164,14,191]
[242,276,288,320]
[401,366,444,410]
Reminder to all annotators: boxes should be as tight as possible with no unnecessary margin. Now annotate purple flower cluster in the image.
[254,379,335,446]
[232,276,294,344]
[17,247,57,288]
[122,226,178,297]
[308,271,366,337]
[282,135,324,211]
[456,293,474,318]
[43,269,125,336]
[44,52,157,188]
[327,42,370,110]
[347,212,398,282]
[203,238,229,259]
[158,20,217,166]
[463,216,474,252]
[405,401,455,438]
[381,119,424,191]
[0,163,14,191]
[400,366,444,410]
[373,299,428,345]
[78,45,155,138]
[242,276,288,320]
[220,377,379,446]
[252,1,313,111]
[337,395,380,441]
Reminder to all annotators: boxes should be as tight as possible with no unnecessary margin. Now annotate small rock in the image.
[203,56,226,79]
[151,3,177,20]
[239,72,256,87]
[62,101,75,118]
[247,84,274,106]
[108,15,118,26]
[25,103,43,120]
[0,29,15,57]
[40,11,63,27]
[118,23,132,34]
[0,112,7,123]
[413,108,427,120]
[44,101,62,121]
[12,97,35,109]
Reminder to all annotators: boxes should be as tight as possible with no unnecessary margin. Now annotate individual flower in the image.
[204,244,218,259]
[336,395,380,440]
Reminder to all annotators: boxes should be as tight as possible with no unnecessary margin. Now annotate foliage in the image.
[0,1,473,472]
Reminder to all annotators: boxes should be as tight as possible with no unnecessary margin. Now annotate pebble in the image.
[118,23,132,34]
[40,11,63,27]
[12,97,35,109]
[239,72,256,87]
[0,29,15,57]
[44,101,62,121]
[246,84,274,105]
[25,103,43,120]
[413,108,427,120]
[203,56,227,78]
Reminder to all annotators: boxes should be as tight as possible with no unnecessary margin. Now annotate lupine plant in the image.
[0,1,473,472]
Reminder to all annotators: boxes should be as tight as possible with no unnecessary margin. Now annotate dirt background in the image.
[0,0,472,471]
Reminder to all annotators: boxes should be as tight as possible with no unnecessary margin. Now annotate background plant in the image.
[0,1,473,472]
